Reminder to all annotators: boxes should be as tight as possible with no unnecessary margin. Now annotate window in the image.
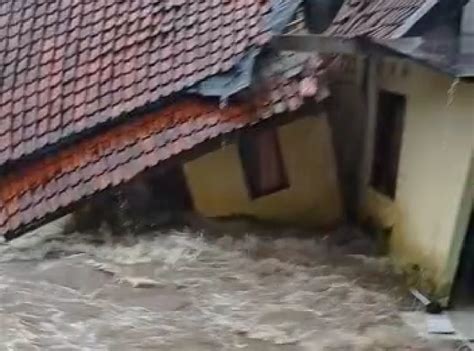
[239,129,289,199]
[371,90,406,198]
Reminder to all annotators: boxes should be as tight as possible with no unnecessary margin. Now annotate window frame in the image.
[238,129,290,199]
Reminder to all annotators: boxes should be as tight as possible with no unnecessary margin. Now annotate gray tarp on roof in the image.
[189,0,307,101]
[368,35,474,78]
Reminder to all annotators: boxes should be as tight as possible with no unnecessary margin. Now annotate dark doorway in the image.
[371,90,406,199]
[146,165,194,212]
[118,165,194,231]
[75,165,194,234]
[452,210,474,306]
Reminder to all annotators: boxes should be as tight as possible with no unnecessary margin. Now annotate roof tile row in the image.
[0,65,316,238]
[325,0,433,39]
[0,0,271,166]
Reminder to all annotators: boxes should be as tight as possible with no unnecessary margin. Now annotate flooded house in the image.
[323,0,474,305]
[0,0,473,349]
[0,0,471,304]
[0,1,343,240]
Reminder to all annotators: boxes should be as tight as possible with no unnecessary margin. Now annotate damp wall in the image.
[363,59,474,299]
[184,114,343,229]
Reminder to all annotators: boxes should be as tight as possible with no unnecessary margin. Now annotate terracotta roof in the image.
[0,0,271,167]
[0,61,320,238]
[325,0,439,39]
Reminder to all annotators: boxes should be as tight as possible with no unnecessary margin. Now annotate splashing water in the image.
[0,218,456,350]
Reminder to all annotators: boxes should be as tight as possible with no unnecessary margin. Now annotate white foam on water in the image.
[0,221,457,350]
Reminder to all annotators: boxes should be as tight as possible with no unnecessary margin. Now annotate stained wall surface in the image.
[365,60,474,298]
[184,114,343,228]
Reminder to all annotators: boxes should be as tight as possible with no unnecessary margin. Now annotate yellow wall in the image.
[364,60,474,298]
[184,114,343,228]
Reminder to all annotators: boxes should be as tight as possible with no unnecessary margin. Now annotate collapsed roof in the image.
[0,0,322,239]
[0,0,273,166]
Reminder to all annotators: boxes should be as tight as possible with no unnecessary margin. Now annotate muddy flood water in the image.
[0,218,458,350]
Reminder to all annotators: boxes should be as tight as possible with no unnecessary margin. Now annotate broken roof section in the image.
[0,1,323,238]
[189,0,306,100]
[325,0,439,39]
[0,54,322,239]
[0,0,272,166]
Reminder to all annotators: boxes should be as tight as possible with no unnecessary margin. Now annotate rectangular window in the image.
[371,90,406,198]
[239,129,289,199]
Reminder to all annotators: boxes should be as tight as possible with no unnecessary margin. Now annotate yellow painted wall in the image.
[184,114,343,228]
[363,59,474,298]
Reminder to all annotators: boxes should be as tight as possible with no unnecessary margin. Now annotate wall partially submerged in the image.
[363,60,474,300]
[184,114,343,229]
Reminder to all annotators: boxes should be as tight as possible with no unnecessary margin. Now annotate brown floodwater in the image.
[0,218,457,350]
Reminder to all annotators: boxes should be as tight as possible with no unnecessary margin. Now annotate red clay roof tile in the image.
[0,64,319,238]
[0,0,271,166]
[325,0,437,39]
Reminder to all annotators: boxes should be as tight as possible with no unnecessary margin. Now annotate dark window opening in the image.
[239,129,289,199]
[371,90,406,198]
